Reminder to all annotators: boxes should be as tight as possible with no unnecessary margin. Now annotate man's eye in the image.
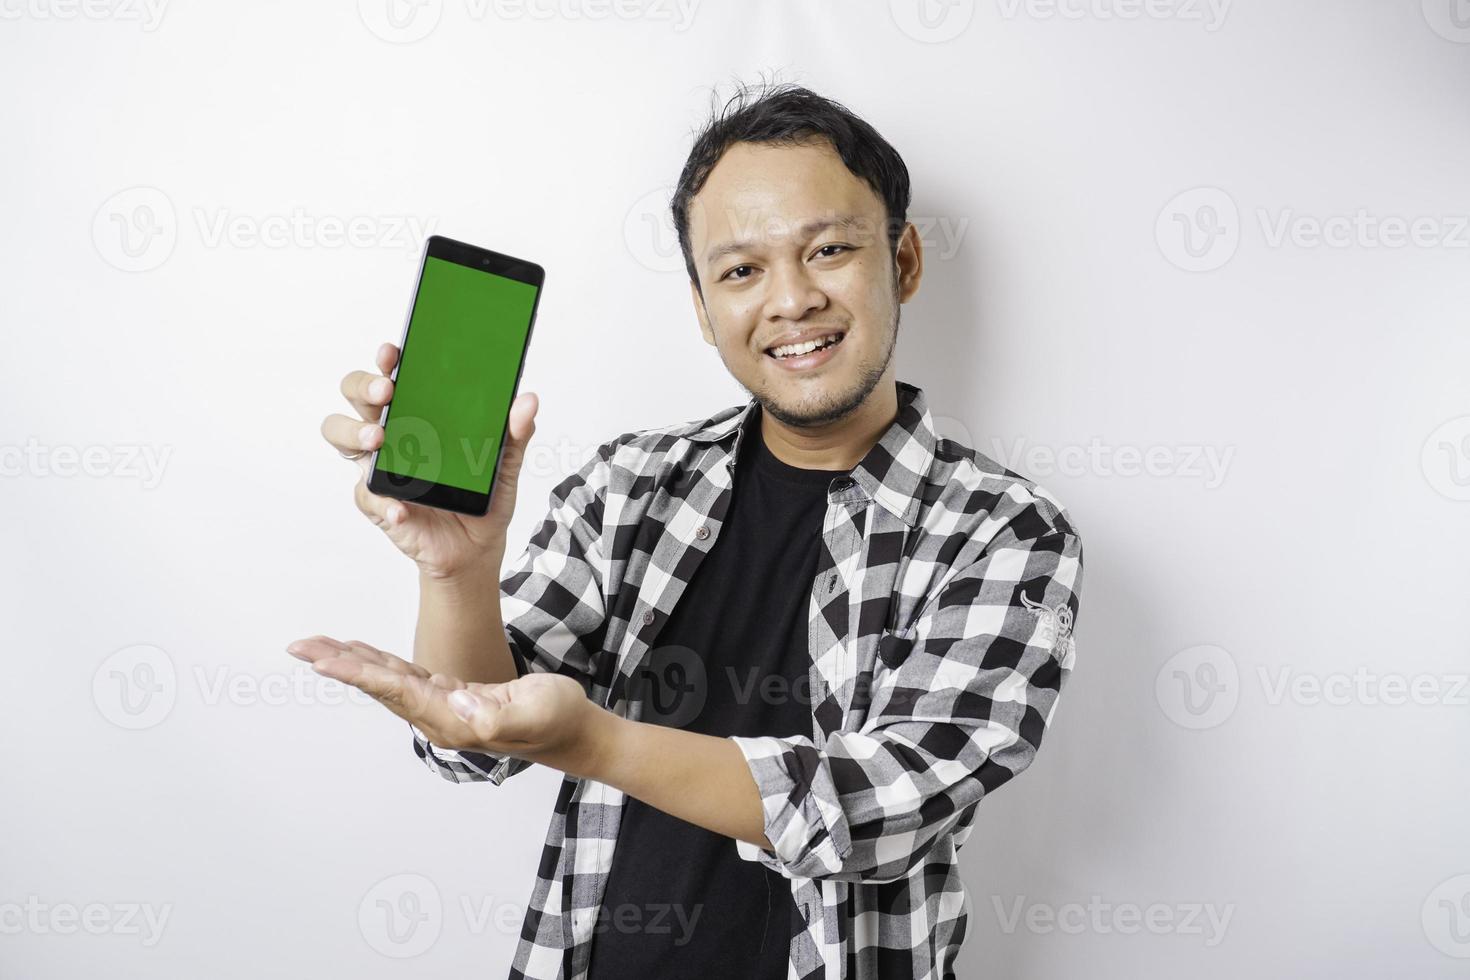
[815,244,851,258]
[722,265,754,281]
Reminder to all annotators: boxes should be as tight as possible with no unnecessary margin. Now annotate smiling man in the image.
[294,81,1084,980]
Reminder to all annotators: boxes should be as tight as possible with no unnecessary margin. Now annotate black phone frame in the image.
[367,235,544,517]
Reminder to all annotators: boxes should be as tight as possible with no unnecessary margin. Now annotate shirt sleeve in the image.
[411,438,616,786]
[729,513,1083,882]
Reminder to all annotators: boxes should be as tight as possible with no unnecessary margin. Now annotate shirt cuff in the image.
[410,721,515,785]
[728,733,853,879]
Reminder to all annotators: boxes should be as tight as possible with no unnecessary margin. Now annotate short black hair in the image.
[670,78,912,296]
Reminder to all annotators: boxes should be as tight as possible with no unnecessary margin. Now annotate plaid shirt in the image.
[410,379,1084,980]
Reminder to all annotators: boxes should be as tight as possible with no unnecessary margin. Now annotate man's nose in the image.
[763,260,826,321]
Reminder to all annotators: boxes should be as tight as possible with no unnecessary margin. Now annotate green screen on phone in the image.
[376,255,538,493]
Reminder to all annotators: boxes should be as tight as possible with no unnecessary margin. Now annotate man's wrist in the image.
[567,703,628,785]
[418,558,503,603]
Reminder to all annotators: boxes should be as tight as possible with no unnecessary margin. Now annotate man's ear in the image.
[895,221,924,304]
[690,279,716,345]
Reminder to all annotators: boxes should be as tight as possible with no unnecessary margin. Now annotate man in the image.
[290,82,1083,980]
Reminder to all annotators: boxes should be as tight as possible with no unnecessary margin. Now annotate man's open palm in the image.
[286,636,595,767]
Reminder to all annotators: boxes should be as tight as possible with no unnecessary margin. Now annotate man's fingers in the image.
[285,630,533,754]
[490,392,538,486]
[286,636,429,680]
[375,342,399,377]
[322,413,382,456]
[428,673,465,692]
[503,392,538,452]
[311,657,445,717]
[465,681,516,706]
[338,639,432,679]
[340,369,394,422]
[316,658,520,747]
[298,649,531,753]
[333,344,398,424]
[353,473,408,527]
[285,635,351,663]
[449,689,537,749]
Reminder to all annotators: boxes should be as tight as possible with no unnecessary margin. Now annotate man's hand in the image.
[287,636,774,852]
[320,341,541,581]
[286,635,611,780]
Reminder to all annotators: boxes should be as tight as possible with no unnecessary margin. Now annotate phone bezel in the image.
[366,235,544,517]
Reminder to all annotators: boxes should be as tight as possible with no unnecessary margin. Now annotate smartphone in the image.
[367,235,543,516]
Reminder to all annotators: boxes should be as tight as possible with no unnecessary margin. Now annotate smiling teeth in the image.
[771,334,842,358]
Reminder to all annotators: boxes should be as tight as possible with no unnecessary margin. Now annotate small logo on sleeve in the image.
[1021,591,1074,658]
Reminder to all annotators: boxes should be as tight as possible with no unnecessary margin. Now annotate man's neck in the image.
[758,378,899,472]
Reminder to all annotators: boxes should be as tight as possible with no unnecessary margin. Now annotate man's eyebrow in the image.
[703,214,868,265]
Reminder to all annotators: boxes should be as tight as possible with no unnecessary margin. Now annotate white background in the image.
[4,1,1469,977]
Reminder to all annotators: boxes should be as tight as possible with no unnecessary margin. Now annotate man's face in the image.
[686,138,919,428]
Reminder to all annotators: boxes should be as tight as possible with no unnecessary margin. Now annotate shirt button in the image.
[833,477,855,491]
[641,609,656,626]
[695,525,710,540]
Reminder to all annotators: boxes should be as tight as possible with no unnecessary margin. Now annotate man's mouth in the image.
[765,331,846,360]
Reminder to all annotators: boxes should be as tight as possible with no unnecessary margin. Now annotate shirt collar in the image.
[684,380,937,528]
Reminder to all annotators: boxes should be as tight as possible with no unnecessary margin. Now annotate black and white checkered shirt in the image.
[410,379,1084,980]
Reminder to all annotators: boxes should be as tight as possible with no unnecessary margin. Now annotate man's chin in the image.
[757,380,867,429]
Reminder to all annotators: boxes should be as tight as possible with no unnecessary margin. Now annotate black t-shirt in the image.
[585,406,848,980]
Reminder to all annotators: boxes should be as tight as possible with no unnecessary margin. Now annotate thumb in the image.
[448,688,481,722]
[448,687,527,743]
[495,391,538,479]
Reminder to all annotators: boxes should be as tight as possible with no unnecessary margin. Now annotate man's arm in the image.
[409,561,532,784]
[411,438,616,784]
[582,711,773,849]
[578,515,1083,881]
[413,563,520,684]
[304,508,1079,838]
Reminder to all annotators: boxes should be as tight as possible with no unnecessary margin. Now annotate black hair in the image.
[670,77,912,297]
